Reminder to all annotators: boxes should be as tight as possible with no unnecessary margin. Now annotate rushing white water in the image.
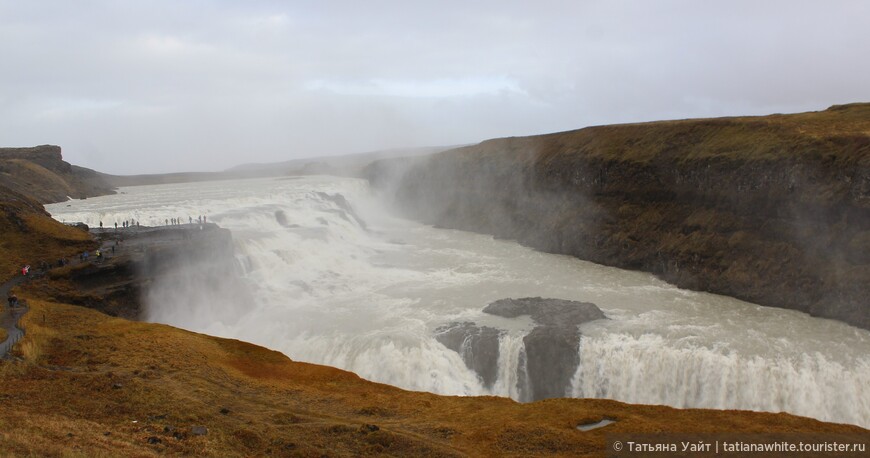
[46,176,870,429]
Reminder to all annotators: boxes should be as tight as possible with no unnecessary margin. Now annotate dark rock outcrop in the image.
[484,297,607,326]
[275,210,290,227]
[372,104,870,330]
[315,192,368,230]
[490,298,605,401]
[33,224,250,321]
[434,322,502,388]
[0,145,65,171]
[436,298,606,401]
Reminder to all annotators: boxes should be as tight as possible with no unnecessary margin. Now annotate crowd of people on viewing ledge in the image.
[10,215,211,310]
[6,215,208,309]
[95,215,208,230]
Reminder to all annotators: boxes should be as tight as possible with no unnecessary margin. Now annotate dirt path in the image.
[0,275,29,358]
[0,233,122,358]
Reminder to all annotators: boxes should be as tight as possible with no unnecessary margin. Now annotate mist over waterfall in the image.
[46,176,870,429]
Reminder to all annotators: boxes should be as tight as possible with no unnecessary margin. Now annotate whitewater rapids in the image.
[46,176,870,429]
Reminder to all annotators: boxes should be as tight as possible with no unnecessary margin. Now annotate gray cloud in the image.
[1,0,868,174]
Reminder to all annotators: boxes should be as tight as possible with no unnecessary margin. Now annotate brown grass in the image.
[0,299,864,457]
[461,102,870,166]
[4,159,75,193]
[0,186,95,281]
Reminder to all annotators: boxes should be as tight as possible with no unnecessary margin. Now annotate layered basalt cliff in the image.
[0,145,115,203]
[370,104,870,330]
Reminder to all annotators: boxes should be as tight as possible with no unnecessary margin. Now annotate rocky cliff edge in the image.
[369,103,870,330]
[0,145,115,203]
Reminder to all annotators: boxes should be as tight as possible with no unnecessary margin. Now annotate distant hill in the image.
[106,145,455,187]
[227,145,455,175]
[0,145,115,204]
[0,143,454,193]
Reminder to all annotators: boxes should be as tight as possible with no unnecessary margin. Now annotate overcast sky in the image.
[1,1,868,174]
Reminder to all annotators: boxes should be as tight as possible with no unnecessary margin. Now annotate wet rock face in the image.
[275,210,290,227]
[36,225,250,321]
[489,298,606,401]
[315,192,368,230]
[436,298,606,401]
[522,326,582,401]
[434,322,501,388]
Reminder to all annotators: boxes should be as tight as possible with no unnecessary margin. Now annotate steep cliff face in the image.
[0,145,115,203]
[370,103,870,330]
[29,225,250,321]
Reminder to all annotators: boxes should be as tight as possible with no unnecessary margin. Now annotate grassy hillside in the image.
[530,102,870,164]
[0,185,96,281]
[0,145,115,204]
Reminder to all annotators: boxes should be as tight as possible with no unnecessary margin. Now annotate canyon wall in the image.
[369,104,870,330]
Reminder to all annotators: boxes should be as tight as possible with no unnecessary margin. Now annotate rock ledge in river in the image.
[436,297,606,401]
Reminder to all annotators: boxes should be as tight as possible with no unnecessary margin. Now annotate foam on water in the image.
[46,176,870,429]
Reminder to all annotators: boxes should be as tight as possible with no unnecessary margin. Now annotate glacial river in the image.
[46,176,870,429]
